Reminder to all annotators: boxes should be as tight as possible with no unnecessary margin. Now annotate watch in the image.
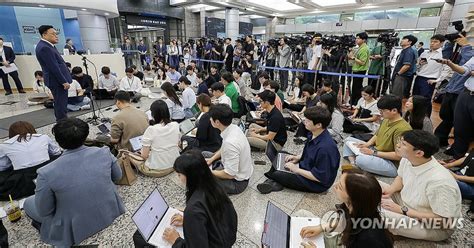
[373,150,378,157]
[401,206,408,216]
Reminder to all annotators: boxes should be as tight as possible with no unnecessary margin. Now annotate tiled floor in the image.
[0,91,472,247]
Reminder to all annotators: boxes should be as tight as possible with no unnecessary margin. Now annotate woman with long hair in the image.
[161,82,185,122]
[155,67,170,87]
[136,100,180,177]
[318,93,344,144]
[345,85,381,134]
[300,169,393,248]
[404,95,433,133]
[133,151,238,247]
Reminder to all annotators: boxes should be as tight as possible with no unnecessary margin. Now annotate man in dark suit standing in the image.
[0,37,25,95]
[35,25,71,121]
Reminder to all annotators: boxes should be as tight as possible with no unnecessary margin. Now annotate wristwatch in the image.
[373,150,378,157]
[401,206,408,216]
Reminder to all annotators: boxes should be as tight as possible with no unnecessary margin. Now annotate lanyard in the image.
[127,77,134,89]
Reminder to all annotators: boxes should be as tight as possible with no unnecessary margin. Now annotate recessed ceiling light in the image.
[104,12,110,16]
[81,8,87,11]
[38,4,45,7]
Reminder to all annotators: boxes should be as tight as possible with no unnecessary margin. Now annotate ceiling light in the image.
[247,0,304,11]
[38,4,45,7]
[311,0,356,7]
[81,8,87,11]
[104,12,110,16]
[359,5,378,9]
[187,4,220,12]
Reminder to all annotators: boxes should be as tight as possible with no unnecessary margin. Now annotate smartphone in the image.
[420,58,427,63]
[431,58,443,63]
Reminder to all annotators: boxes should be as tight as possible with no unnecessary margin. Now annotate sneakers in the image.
[27,101,42,106]
[80,104,91,110]
[257,179,284,194]
[5,91,12,96]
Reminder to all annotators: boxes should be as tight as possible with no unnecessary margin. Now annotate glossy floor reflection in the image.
[0,91,472,247]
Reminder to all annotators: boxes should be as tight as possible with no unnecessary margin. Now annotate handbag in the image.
[115,149,138,186]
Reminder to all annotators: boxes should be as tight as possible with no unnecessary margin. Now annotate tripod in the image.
[79,55,100,125]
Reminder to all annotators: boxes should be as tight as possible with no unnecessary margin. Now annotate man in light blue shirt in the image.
[166,66,182,86]
[179,76,196,118]
[434,34,474,152]
[438,53,474,158]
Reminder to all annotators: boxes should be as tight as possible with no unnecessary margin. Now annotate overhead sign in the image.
[126,15,168,27]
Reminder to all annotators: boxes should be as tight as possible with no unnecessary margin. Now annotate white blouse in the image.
[141,122,181,170]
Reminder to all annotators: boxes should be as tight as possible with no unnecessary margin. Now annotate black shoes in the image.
[257,179,283,194]
[18,90,26,94]
[4,91,12,96]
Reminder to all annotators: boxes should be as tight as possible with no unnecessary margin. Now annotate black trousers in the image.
[351,71,366,106]
[264,167,326,193]
[451,90,474,158]
[434,92,459,147]
[50,85,68,121]
[266,59,276,80]
[133,230,154,248]
[279,69,289,91]
[0,70,24,93]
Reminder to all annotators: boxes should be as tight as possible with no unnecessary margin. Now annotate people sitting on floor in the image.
[403,95,433,133]
[380,130,461,241]
[247,90,287,151]
[161,82,186,123]
[23,118,125,247]
[119,67,142,102]
[221,72,241,115]
[155,67,170,88]
[439,150,474,200]
[257,106,340,194]
[202,70,216,90]
[110,91,149,151]
[0,121,61,200]
[71,66,93,96]
[300,169,393,248]
[27,71,52,105]
[186,65,197,87]
[98,66,120,99]
[167,65,182,88]
[256,72,270,94]
[67,79,91,112]
[292,84,320,141]
[211,82,232,107]
[262,80,283,111]
[179,76,196,118]
[178,61,186,76]
[320,80,337,102]
[143,65,156,86]
[131,64,144,82]
[133,151,238,247]
[182,94,222,153]
[196,72,210,96]
[342,95,412,177]
[344,85,380,134]
[136,100,180,177]
[233,68,252,99]
[317,93,344,144]
[210,65,221,84]
[283,75,304,112]
[205,104,254,195]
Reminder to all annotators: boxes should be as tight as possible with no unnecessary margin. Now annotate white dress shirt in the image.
[182,87,196,109]
[186,73,198,87]
[219,124,254,181]
[99,75,120,91]
[141,122,181,170]
[417,47,449,83]
[0,134,61,171]
[308,44,322,70]
[68,80,82,97]
[217,94,232,108]
[119,76,142,93]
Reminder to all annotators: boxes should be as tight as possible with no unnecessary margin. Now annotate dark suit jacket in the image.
[0,46,15,64]
[35,40,72,89]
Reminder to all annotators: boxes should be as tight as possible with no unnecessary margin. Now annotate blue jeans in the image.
[342,137,398,177]
[412,76,436,115]
[457,180,474,200]
[67,96,91,112]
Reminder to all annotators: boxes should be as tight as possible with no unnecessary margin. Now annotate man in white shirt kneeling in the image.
[119,67,142,103]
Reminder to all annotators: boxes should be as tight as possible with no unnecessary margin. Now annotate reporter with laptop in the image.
[135,100,180,177]
[133,151,237,247]
[205,104,254,195]
[257,106,340,194]
[247,90,287,151]
[110,91,149,151]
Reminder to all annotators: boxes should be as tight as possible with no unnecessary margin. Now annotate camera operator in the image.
[434,33,474,156]
[347,32,370,106]
[278,37,291,91]
[392,35,418,99]
[306,34,323,89]
[240,54,253,74]
[368,42,384,95]
[211,40,223,71]
[413,34,449,116]
[243,35,255,58]
[223,38,234,72]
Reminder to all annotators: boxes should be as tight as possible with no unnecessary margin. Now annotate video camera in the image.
[321,35,356,50]
[445,21,465,42]
[377,32,399,57]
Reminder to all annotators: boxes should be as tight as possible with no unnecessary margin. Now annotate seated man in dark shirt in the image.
[196,72,210,96]
[257,106,340,194]
[131,65,144,82]
[71,66,93,96]
[210,65,221,83]
[203,70,216,90]
[247,90,287,151]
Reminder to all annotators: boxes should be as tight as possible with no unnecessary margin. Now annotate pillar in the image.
[200,8,206,37]
[225,8,239,41]
[77,11,110,53]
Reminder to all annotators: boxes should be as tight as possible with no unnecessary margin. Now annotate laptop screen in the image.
[265,141,277,164]
[179,119,195,135]
[261,201,290,248]
[98,123,111,134]
[132,188,169,241]
[130,135,143,152]
[239,121,246,133]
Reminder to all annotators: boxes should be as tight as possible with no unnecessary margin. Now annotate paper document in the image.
[0,63,18,74]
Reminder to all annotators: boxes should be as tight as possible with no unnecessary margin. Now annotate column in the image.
[200,8,206,37]
[225,8,239,41]
[266,17,281,39]
[77,11,109,53]
[436,2,454,35]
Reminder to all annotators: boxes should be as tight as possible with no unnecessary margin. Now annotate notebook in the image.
[132,188,184,248]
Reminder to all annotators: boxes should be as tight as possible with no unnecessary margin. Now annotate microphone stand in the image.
[78,53,100,125]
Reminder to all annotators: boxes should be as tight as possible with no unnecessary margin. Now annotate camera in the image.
[445,20,465,42]
[377,32,399,57]
[321,35,356,50]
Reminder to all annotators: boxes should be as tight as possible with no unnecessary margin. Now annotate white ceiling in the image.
[171,0,446,18]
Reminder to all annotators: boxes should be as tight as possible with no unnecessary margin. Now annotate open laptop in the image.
[265,141,292,173]
[289,111,302,124]
[132,188,184,248]
[179,119,196,136]
[239,120,249,135]
[346,140,362,156]
[129,135,143,152]
[261,201,324,248]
